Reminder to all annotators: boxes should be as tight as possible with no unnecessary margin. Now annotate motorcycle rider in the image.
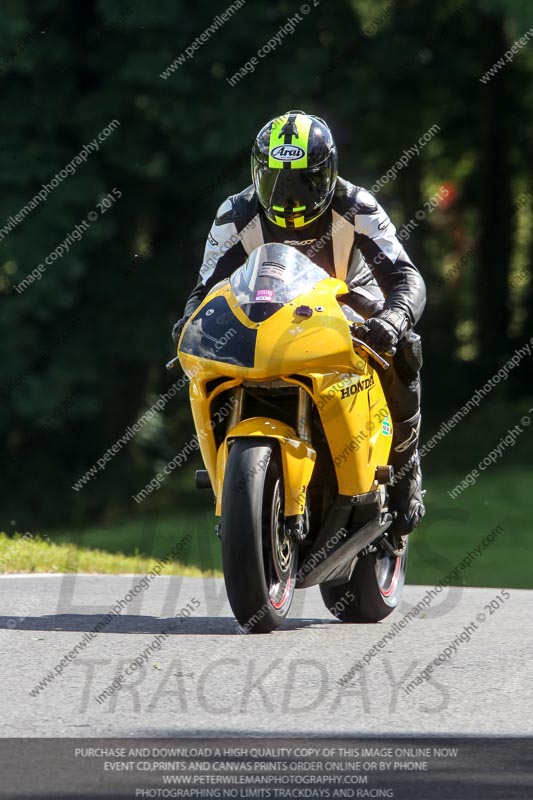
[172,111,426,539]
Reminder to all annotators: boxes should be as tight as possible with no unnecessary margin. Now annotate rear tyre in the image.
[320,539,408,623]
[220,439,297,633]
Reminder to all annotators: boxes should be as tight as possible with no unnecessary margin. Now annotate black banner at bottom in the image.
[0,737,531,799]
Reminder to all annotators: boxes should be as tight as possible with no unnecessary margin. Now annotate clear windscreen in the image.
[229,243,329,307]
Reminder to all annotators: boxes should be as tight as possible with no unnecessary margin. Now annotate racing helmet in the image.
[251,110,338,229]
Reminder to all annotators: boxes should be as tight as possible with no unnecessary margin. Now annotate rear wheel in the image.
[320,538,408,623]
[220,439,297,633]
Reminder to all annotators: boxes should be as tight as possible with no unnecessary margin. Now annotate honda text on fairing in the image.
[171,243,409,634]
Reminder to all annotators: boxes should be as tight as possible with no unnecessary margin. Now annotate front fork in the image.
[228,386,244,429]
[219,385,314,542]
[227,384,311,440]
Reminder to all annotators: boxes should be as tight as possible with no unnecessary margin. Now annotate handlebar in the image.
[166,355,181,371]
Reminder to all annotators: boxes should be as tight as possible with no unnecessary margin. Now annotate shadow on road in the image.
[0,614,335,635]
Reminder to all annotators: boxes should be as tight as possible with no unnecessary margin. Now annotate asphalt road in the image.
[1,574,531,739]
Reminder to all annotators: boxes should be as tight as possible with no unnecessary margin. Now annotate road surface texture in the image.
[1,574,531,738]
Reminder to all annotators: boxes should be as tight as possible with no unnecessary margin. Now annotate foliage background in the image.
[1,0,531,582]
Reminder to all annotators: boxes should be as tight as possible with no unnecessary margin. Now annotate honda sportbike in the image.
[172,243,408,633]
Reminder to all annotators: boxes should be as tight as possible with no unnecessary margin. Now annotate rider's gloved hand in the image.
[355,308,409,354]
[171,317,189,345]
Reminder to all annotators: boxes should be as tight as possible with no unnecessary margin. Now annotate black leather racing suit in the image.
[181,178,426,534]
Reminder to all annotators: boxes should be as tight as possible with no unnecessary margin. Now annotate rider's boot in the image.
[387,410,425,539]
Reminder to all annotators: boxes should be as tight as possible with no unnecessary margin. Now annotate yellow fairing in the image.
[214,418,316,517]
[179,273,393,510]
[187,375,239,502]
[303,366,392,495]
[179,278,360,381]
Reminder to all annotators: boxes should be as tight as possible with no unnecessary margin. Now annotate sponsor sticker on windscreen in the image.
[257,261,286,280]
[254,289,275,303]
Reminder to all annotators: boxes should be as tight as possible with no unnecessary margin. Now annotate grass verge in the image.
[0,467,530,588]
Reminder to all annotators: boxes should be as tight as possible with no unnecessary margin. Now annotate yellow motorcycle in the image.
[173,243,407,633]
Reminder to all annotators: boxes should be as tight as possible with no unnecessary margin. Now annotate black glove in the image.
[355,308,410,354]
[171,317,189,345]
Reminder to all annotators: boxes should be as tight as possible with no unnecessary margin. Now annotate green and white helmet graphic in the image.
[251,110,338,230]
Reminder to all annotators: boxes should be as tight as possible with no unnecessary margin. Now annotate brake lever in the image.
[351,336,391,370]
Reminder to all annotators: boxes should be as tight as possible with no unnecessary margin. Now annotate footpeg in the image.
[380,532,406,557]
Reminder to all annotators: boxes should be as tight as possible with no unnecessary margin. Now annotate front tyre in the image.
[220,439,297,633]
[320,539,408,623]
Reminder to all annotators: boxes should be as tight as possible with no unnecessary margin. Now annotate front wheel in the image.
[320,539,408,623]
[220,439,297,633]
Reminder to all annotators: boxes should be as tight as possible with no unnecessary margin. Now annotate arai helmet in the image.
[251,110,338,229]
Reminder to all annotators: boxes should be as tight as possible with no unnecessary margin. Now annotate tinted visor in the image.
[255,165,333,215]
